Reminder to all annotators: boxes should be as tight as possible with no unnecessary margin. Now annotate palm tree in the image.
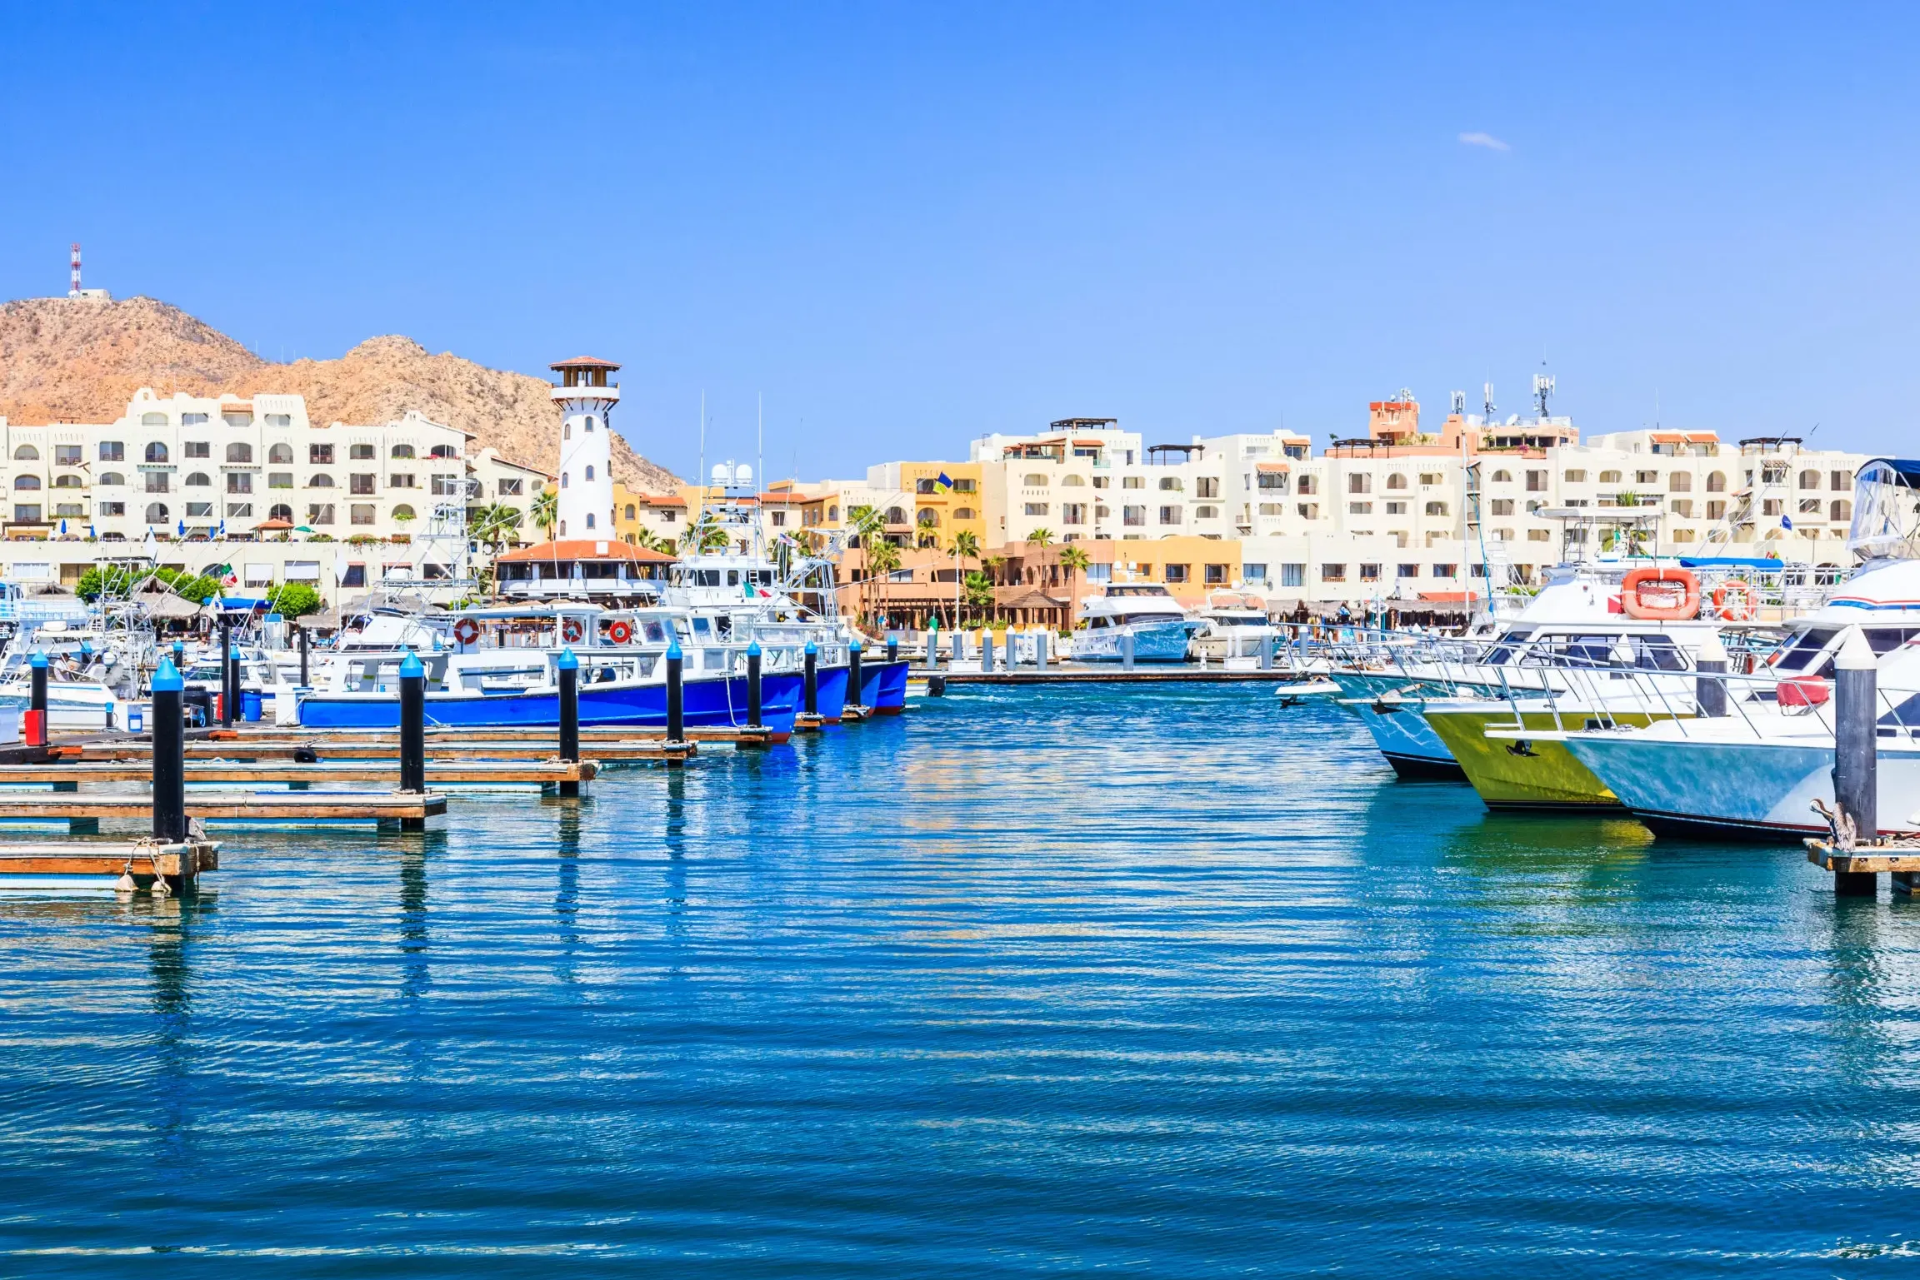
[947,530,981,627]
[864,535,902,630]
[468,503,521,554]
[628,527,675,555]
[847,504,889,620]
[1057,543,1091,629]
[530,488,559,540]
[1026,527,1054,593]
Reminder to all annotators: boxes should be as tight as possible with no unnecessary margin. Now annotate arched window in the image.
[885,506,906,524]
[141,413,167,427]
[13,476,39,490]
[268,443,293,464]
[828,505,838,521]
[12,445,37,460]
[563,423,571,440]
[624,504,636,519]
[391,444,416,459]
[307,473,335,488]
[185,473,211,487]
[1799,469,1821,489]
[391,504,415,520]
[1490,470,1511,483]
[145,503,168,523]
[1425,500,1448,516]
[1061,474,1087,486]
[226,443,252,464]
[98,472,124,487]
[1024,473,1049,486]
[954,506,975,520]
[584,416,596,433]
[561,472,569,488]
[584,465,594,481]
[268,504,293,522]
[558,520,567,537]
[53,475,81,489]
[145,442,169,464]
[1386,473,1407,489]
[1706,471,1726,492]
[586,512,597,529]
[1832,499,1853,521]
[430,444,457,458]
[917,508,940,527]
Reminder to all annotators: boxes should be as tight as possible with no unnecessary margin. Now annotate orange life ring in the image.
[1619,566,1700,621]
[606,619,633,644]
[1711,579,1755,622]
[452,617,480,646]
[561,618,584,645]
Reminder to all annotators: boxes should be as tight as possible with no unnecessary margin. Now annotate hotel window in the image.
[1257,503,1285,516]
[1419,473,1442,486]
[1669,472,1692,491]
[1280,563,1306,587]
[1348,502,1371,515]
[1831,471,1850,491]
[1489,499,1514,515]
[143,503,167,523]
[1296,475,1317,495]
[1258,472,1288,492]
[1164,564,1189,583]
[264,413,292,428]
[1762,499,1783,516]
[1159,477,1182,491]
[1832,500,1853,521]
[145,473,169,494]
[1598,470,1621,483]
[1348,473,1371,494]
[1425,501,1448,516]
[178,441,207,459]
[954,506,975,519]
[1385,501,1407,515]
[145,442,169,464]
[186,502,214,518]
[310,444,334,464]
[432,475,462,496]
[227,442,253,464]
[1565,470,1587,483]
[99,473,124,487]
[1196,477,1220,498]
[53,503,83,518]
[269,473,293,489]
[1158,506,1182,525]
[227,473,253,494]
[1024,473,1049,486]
[307,503,336,525]
[1024,502,1049,516]
[53,445,81,467]
[1320,563,1346,582]
[226,503,252,519]
[1432,563,1457,578]
[269,443,294,464]
[1204,563,1229,585]
[771,511,786,527]
[1122,505,1145,526]
[222,412,251,428]
[1194,505,1218,519]
[351,474,377,495]
[185,472,211,487]
[1799,498,1822,515]
[142,413,168,427]
[1672,499,1694,517]
[1359,563,1380,582]
[308,473,335,488]
[389,474,416,489]
[1706,471,1726,492]
[1242,562,1268,584]
[99,441,125,462]
[351,504,377,526]
[1122,476,1144,489]
[11,503,42,522]
[98,501,125,517]
[1525,469,1546,491]
[1386,473,1408,489]
[1296,503,1319,519]
[1062,503,1086,525]
[497,478,523,496]
[1398,563,1419,578]
[1527,529,1550,542]
[1637,470,1659,484]
[351,444,376,460]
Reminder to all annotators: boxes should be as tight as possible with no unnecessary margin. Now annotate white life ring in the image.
[561,618,585,645]
[452,617,480,646]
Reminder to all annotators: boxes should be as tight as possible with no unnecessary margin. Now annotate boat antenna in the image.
[758,391,765,503]
[698,390,707,515]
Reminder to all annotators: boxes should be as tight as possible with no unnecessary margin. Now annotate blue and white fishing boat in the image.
[1070,584,1203,662]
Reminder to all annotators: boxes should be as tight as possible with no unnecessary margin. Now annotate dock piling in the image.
[220,617,234,727]
[1036,631,1049,670]
[980,631,993,674]
[1832,627,1878,897]
[666,638,686,747]
[1121,632,1134,671]
[298,625,310,687]
[804,639,819,716]
[26,651,47,747]
[746,640,764,729]
[151,658,187,846]
[847,637,863,709]
[887,636,899,666]
[557,647,580,796]
[398,650,426,801]
[925,620,939,671]
[1696,632,1729,718]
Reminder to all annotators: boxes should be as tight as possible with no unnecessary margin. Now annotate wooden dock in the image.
[934,667,1323,686]
[66,739,687,766]
[0,790,448,832]
[0,839,220,892]
[206,724,769,745]
[0,759,596,789]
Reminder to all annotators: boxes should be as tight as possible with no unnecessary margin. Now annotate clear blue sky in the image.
[3,3,1916,479]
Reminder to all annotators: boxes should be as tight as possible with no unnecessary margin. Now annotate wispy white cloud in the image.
[1458,131,1510,152]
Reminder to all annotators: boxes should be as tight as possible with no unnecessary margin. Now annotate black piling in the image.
[847,637,863,709]
[557,647,580,797]
[887,635,899,666]
[298,625,310,687]
[1833,628,1879,897]
[219,616,234,726]
[1695,631,1729,718]
[804,640,819,716]
[398,650,426,797]
[746,640,764,729]
[27,651,47,747]
[666,639,685,745]
[151,658,187,846]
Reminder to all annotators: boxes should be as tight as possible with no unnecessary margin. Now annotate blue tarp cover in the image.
[1676,557,1790,569]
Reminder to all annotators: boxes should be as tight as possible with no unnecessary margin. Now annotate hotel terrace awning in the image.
[1254,461,1291,474]
[1651,431,1720,445]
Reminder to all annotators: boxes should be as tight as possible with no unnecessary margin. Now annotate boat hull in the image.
[1072,621,1193,663]
[1331,675,1463,778]
[1563,733,1920,843]
[298,672,804,735]
[1426,706,1687,810]
[859,659,910,714]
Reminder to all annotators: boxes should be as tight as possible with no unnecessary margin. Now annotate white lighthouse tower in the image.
[550,355,621,539]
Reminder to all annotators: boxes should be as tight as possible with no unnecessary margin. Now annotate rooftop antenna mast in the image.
[1532,369,1555,420]
[1483,381,1496,421]
[68,244,81,298]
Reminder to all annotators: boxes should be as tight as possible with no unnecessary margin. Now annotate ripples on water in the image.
[2,686,1918,1275]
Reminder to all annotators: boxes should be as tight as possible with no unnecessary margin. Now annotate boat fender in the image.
[1777,676,1830,711]
[1711,579,1756,622]
[1620,567,1701,621]
[607,620,633,644]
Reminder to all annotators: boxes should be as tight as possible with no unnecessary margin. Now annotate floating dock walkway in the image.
[0,759,596,790]
[0,790,447,832]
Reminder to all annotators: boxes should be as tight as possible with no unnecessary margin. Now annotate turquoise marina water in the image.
[3,686,1919,1274]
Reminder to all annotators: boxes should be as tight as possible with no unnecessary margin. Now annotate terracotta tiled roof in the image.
[549,356,621,370]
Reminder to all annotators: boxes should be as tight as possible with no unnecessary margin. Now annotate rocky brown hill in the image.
[0,295,679,491]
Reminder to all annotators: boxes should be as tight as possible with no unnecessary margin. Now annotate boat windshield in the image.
[1480,628,1532,665]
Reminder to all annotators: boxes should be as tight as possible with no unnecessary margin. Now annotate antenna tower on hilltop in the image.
[68,244,81,297]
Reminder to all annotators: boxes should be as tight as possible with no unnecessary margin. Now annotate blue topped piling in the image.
[887,634,898,666]
[557,647,580,796]
[666,637,685,745]
[804,639,819,717]
[746,640,764,729]
[151,658,186,844]
[398,649,426,797]
[27,650,47,747]
[847,636,863,710]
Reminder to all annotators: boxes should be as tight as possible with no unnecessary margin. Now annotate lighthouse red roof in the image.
[549,356,622,372]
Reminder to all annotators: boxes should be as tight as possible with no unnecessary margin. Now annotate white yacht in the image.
[1190,591,1282,663]
[1070,584,1203,662]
